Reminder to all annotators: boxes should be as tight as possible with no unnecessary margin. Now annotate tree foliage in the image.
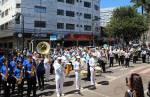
[131,0,150,13]
[106,6,148,43]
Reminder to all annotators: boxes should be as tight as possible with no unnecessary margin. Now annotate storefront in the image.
[64,33,93,47]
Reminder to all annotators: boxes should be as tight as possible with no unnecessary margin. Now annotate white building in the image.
[0,0,100,49]
[100,7,115,27]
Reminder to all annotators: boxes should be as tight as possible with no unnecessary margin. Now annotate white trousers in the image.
[44,63,50,81]
[55,76,64,94]
[75,71,81,90]
[90,67,95,86]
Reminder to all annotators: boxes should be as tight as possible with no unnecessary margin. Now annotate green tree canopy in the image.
[106,6,148,43]
[131,0,150,13]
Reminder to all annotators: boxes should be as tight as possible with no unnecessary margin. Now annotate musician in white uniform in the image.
[73,56,82,93]
[53,57,65,97]
[89,54,96,89]
[125,50,130,68]
[44,57,50,81]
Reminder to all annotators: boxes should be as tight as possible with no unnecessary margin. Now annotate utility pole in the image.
[14,13,24,51]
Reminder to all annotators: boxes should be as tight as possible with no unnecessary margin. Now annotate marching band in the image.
[0,45,150,97]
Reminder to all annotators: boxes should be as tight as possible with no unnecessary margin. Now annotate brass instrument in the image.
[0,73,8,81]
[65,63,72,76]
[13,75,22,85]
[31,65,36,77]
[36,41,50,55]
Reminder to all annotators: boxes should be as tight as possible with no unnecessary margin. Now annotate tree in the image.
[131,0,150,14]
[106,6,148,44]
[131,0,150,42]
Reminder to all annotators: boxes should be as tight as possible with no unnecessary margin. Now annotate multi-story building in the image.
[100,7,115,27]
[0,0,100,49]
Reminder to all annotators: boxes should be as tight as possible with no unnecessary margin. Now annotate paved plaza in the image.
[34,62,150,97]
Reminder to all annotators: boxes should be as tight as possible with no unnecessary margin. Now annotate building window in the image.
[84,25,91,31]
[8,42,13,49]
[4,43,7,48]
[95,16,99,20]
[1,12,4,18]
[34,21,46,28]
[66,11,75,17]
[77,0,82,2]
[34,6,46,13]
[57,23,64,29]
[66,0,75,4]
[94,5,99,10]
[0,24,5,30]
[57,0,64,2]
[84,1,91,8]
[5,23,8,29]
[5,9,8,16]
[16,3,21,8]
[84,13,91,19]
[57,9,64,16]
[66,23,75,30]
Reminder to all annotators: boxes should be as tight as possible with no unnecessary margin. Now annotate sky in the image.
[101,0,131,8]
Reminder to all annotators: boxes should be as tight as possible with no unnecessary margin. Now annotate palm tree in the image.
[131,0,150,44]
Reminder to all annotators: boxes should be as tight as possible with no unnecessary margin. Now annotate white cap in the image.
[57,57,62,60]
[76,56,80,59]
[92,53,96,56]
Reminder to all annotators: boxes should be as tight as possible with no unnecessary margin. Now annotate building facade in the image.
[0,0,100,49]
[100,7,115,27]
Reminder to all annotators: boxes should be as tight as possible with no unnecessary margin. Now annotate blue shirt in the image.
[14,68,22,79]
[9,61,16,74]
[17,56,24,63]
[0,64,7,81]
[23,59,32,78]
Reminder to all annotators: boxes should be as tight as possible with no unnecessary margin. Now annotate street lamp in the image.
[13,13,24,51]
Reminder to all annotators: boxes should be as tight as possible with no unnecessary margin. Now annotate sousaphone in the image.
[36,41,50,55]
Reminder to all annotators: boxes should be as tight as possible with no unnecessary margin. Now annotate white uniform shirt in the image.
[125,52,130,58]
[54,62,64,77]
[109,51,114,57]
[73,61,80,71]
[89,57,96,67]
[142,50,147,55]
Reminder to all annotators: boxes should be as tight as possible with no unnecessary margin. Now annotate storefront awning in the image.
[65,34,93,41]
